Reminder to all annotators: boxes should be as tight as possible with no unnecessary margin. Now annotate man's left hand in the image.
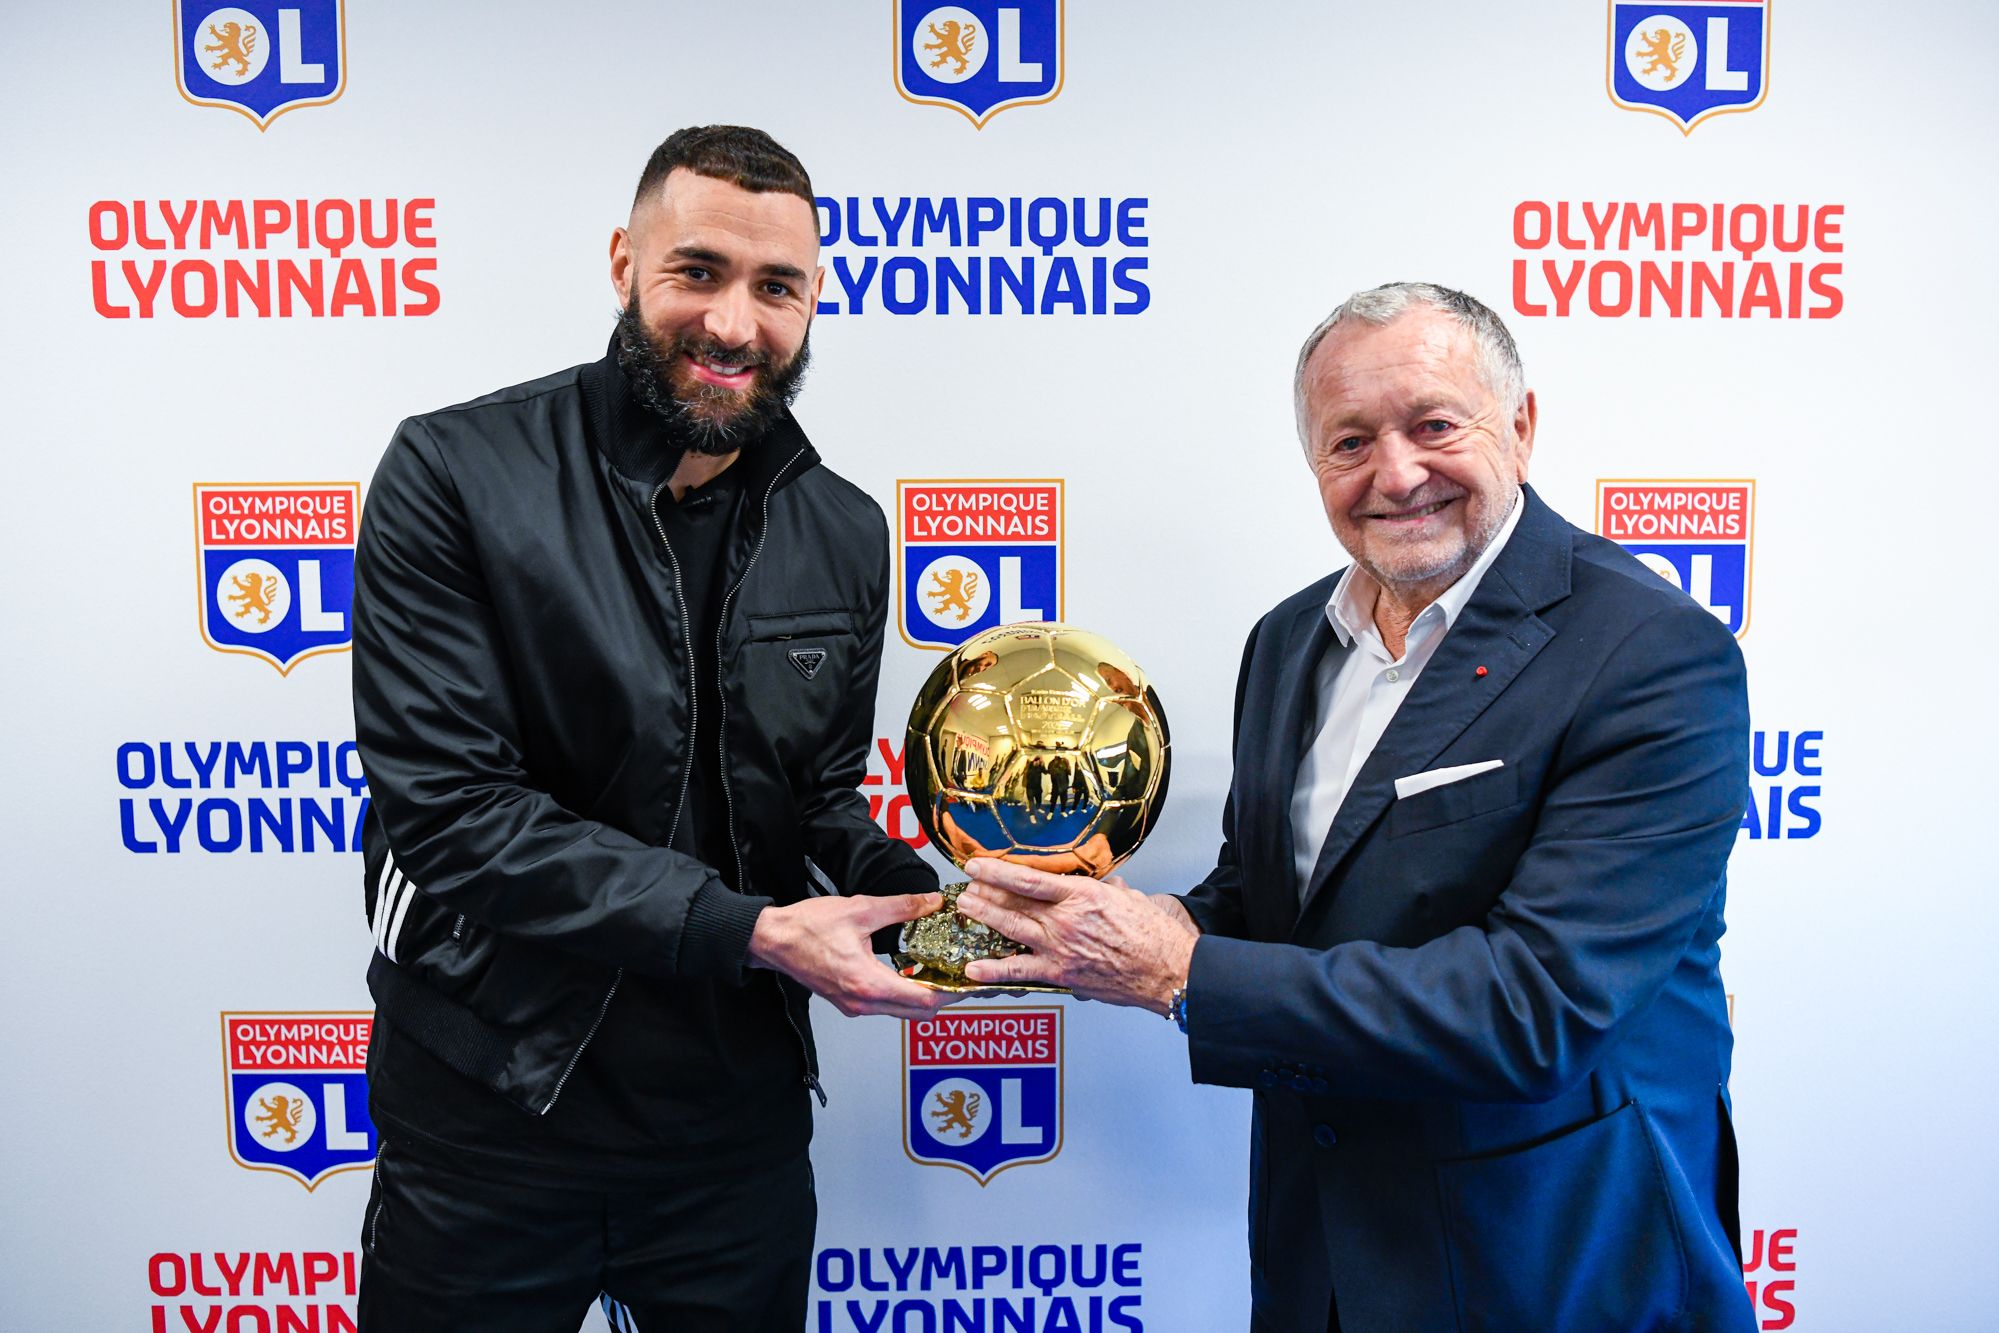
[957,859,1195,1014]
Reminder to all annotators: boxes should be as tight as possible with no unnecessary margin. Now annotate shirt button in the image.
[1385,669,1401,682]
[1313,1124,1339,1148]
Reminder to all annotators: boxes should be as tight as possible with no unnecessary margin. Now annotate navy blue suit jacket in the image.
[1182,487,1757,1332]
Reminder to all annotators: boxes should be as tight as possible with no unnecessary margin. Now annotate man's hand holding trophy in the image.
[892,622,1180,1002]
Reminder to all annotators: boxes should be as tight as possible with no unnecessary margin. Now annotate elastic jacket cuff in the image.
[679,882,773,979]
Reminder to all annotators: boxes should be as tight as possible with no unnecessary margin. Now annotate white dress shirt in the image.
[1290,490,1525,900]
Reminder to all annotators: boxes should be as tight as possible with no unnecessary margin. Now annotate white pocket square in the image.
[1394,760,1505,801]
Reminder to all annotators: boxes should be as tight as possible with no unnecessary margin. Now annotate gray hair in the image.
[1292,282,1526,450]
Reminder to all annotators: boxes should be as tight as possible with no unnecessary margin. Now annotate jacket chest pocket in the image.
[738,609,861,741]
[1388,764,1520,839]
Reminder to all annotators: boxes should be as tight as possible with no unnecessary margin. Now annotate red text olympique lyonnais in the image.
[1511,202,1843,320]
[148,1251,358,1333]
[908,1012,1058,1065]
[228,1016,370,1071]
[202,488,355,545]
[1598,484,1747,541]
[1741,1227,1799,1330]
[89,198,440,318]
[904,485,1058,542]
[863,737,930,850]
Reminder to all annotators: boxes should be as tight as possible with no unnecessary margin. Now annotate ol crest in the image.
[174,1,346,129]
[894,1,1063,128]
[1607,0,1770,133]
[905,1008,1063,1184]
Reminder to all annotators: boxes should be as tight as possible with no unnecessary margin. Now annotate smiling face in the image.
[1298,308,1536,604]
[609,168,825,451]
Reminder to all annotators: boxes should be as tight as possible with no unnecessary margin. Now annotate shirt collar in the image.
[1326,487,1525,648]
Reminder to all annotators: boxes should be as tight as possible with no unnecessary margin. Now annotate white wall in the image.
[3,2,1994,1328]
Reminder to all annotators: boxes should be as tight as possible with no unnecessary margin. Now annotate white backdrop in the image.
[4,2,1997,1329]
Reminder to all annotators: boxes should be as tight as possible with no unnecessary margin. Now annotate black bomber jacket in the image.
[351,348,935,1117]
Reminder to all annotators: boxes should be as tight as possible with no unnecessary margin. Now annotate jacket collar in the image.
[1289,484,1572,924]
[579,334,821,498]
[1480,482,1571,615]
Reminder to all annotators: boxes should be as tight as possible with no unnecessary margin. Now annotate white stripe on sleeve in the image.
[385,874,420,963]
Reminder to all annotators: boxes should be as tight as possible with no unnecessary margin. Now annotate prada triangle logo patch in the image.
[788,648,828,681]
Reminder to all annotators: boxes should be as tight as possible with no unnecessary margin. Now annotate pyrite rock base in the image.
[893,882,1069,995]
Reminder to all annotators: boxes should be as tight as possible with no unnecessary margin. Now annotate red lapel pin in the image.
[1475,665,1488,677]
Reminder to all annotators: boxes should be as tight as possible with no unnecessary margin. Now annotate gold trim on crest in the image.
[1594,477,1756,640]
[1603,0,1772,136]
[192,481,360,675]
[901,1004,1065,1186]
[896,478,1067,653]
[172,0,349,131]
[219,1010,375,1192]
[891,0,1066,129]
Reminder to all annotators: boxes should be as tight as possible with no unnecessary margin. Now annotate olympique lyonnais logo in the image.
[175,1,346,130]
[900,480,1062,650]
[1508,199,1844,322]
[149,1251,359,1333]
[894,0,1063,128]
[905,1008,1061,1184]
[194,483,357,673]
[1607,0,1769,133]
[222,1012,376,1189]
[1597,480,1754,637]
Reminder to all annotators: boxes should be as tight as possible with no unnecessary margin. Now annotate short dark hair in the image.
[631,125,815,212]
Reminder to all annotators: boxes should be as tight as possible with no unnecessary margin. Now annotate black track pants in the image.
[357,1139,816,1333]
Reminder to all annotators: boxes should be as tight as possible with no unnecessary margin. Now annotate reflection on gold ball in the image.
[904,622,1170,876]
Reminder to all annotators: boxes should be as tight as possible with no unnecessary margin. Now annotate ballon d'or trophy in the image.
[896,622,1171,994]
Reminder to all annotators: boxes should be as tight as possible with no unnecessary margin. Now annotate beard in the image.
[614,289,812,457]
[1357,486,1515,592]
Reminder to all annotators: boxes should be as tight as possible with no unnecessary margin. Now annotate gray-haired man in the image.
[956,283,1757,1331]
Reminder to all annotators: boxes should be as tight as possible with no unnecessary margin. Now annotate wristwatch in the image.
[1167,986,1191,1034]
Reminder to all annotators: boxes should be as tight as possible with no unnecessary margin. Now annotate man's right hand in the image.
[748,892,955,1020]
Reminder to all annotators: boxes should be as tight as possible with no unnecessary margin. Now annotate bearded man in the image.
[350,125,950,1332]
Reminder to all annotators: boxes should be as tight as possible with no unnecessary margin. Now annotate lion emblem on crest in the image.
[255,1094,305,1144]
[204,21,260,78]
[229,571,278,624]
[1635,27,1687,83]
[924,19,979,75]
[930,1089,982,1139]
[926,568,979,622]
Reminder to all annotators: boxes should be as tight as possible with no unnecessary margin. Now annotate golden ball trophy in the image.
[895,622,1171,994]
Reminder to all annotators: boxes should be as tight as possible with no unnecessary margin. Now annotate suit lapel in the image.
[1292,487,1573,926]
[1255,605,1336,923]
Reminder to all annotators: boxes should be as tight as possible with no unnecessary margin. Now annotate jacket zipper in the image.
[366,1139,390,1253]
[540,477,700,1116]
[713,447,826,1106]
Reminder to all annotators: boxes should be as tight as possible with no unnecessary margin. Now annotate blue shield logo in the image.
[175,1,346,129]
[894,1,1063,128]
[222,1013,377,1190]
[899,480,1063,650]
[195,483,358,674]
[905,1008,1062,1184]
[1607,1,1768,133]
[1598,481,1755,638]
